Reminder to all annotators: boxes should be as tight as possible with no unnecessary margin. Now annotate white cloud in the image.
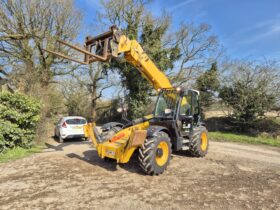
[240,23,280,45]
[226,15,280,46]
[168,0,196,12]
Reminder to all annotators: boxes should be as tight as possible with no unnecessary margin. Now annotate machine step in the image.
[182,138,190,144]
[182,146,189,150]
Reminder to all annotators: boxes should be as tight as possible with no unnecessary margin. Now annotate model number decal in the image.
[106,150,115,156]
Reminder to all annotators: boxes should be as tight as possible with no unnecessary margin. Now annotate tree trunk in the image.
[91,87,97,120]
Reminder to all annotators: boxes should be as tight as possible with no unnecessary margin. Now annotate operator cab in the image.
[153,88,201,124]
[151,88,202,151]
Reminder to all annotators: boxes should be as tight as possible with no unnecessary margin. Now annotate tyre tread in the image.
[189,126,208,157]
[138,131,171,175]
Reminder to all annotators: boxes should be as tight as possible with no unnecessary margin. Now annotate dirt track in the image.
[0,139,279,210]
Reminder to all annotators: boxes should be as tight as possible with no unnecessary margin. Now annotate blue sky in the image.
[75,0,280,60]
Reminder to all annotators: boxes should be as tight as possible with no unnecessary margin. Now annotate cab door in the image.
[178,90,200,136]
[190,90,201,125]
[178,93,192,137]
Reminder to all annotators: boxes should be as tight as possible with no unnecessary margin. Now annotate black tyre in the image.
[59,134,64,143]
[54,130,58,139]
[189,126,209,157]
[138,131,171,175]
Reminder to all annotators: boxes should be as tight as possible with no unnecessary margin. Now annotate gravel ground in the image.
[0,138,279,210]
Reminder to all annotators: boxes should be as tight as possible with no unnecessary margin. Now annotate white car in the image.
[54,116,87,143]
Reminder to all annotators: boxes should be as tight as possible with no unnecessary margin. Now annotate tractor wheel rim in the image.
[200,132,208,151]
[156,141,169,166]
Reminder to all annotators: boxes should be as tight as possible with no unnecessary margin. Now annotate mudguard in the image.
[147,125,170,138]
[101,122,124,132]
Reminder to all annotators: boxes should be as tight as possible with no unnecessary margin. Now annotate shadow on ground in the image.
[45,138,196,175]
[45,139,145,175]
[45,138,88,151]
[66,150,146,175]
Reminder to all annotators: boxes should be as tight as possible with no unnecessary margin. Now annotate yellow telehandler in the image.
[44,26,209,175]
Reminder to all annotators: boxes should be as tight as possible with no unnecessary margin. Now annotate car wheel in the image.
[59,134,64,143]
[54,130,57,139]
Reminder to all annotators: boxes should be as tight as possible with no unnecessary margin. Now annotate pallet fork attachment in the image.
[43,26,122,64]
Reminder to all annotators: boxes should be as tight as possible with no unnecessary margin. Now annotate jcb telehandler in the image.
[44,26,209,175]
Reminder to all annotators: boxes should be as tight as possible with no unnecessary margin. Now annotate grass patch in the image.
[0,147,43,163]
[209,131,280,147]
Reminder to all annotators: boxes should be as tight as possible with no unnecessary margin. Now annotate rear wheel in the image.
[138,131,171,175]
[189,126,209,157]
[59,134,64,143]
[54,129,59,140]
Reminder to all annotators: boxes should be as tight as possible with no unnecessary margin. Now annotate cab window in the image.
[179,96,191,116]
[192,92,199,115]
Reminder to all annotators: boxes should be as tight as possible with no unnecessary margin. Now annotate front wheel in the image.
[189,126,209,157]
[138,131,171,175]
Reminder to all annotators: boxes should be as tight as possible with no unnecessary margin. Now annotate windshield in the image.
[66,118,87,125]
[154,90,179,118]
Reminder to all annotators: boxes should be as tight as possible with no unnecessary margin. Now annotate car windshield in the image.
[154,90,179,118]
[66,118,86,125]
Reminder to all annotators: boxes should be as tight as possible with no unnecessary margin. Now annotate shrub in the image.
[219,61,279,130]
[0,92,41,152]
[196,62,220,109]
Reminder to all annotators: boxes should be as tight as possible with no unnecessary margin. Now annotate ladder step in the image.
[182,139,190,143]
[182,146,189,150]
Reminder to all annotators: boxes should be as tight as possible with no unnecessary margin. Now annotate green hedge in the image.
[0,92,41,153]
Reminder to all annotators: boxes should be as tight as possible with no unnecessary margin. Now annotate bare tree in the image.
[60,80,90,117]
[170,23,222,86]
[0,34,32,41]
[0,0,82,92]
[99,0,150,30]
[61,63,117,119]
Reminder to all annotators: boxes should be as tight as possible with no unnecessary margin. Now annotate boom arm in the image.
[44,26,173,91]
[117,37,172,90]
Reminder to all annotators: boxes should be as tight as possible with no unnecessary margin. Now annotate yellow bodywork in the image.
[84,121,149,163]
